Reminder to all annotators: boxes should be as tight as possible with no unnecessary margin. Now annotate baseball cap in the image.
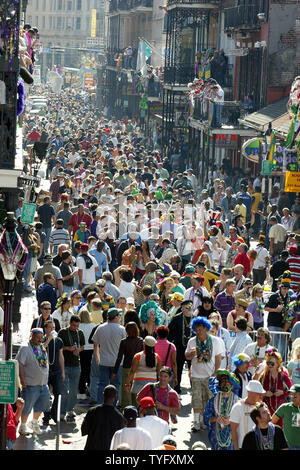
[185,265,195,273]
[107,308,122,320]
[246,380,266,394]
[96,279,106,287]
[140,397,155,409]
[123,406,138,421]
[80,243,89,250]
[288,384,300,394]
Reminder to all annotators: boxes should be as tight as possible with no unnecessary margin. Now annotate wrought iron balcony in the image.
[224,4,266,32]
[109,0,152,13]
[193,100,242,128]
[167,0,219,6]
[164,65,195,86]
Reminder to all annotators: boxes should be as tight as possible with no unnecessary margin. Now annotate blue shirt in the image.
[89,248,109,279]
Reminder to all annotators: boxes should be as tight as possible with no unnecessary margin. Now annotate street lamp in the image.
[0,213,28,450]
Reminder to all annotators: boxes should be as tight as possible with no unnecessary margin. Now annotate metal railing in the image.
[193,99,241,127]
[167,0,219,5]
[164,64,195,85]
[224,4,264,31]
[109,0,152,13]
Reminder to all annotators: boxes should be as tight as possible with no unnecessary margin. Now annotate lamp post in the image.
[0,213,28,450]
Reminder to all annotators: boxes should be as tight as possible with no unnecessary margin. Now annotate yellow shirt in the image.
[233,203,247,223]
[203,270,220,292]
[251,192,262,213]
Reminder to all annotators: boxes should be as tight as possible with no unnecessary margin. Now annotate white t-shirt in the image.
[76,254,98,285]
[136,416,169,449]
[253,246,269,269]
[110,427,152,450]
[230,399,256,449]
[79,323,96,351]
[215,336,226,369]
[185,334,223,378]
[118,280,136,299]
[269,223,287,243]
[243,342,271,376]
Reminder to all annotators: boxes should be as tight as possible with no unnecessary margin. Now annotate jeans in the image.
[89,354,100,402]
[21,384,50,415]
[96,364,122,405]
[44,227,52,254]
[45,369,67,421]
[61,366,81,414]
[214,103,223,126]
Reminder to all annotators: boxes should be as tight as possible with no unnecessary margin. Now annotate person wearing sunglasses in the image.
[31,301,61,332]
[257,348,293,427]
[272,384,300,449]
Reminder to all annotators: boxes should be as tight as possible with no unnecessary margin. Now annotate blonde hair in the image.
[199,252,212,269]
[157,276,175,292]
[291,338,300,361]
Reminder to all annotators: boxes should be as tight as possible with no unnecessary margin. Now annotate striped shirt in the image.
[49,228,70,248]
[287,254,300,290]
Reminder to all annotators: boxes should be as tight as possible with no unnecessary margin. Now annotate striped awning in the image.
[238,97,289,133]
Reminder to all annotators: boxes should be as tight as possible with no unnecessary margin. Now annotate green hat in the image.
[164,192,173,200]
[154,190,164,201]
[107,308,122,320]
[132,189,139,195]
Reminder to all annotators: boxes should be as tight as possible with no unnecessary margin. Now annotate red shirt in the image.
[7,404,18,441]
[137,382,180,424]
[234,252,251,276]
[68,211,92,235]
[28,130,41,141]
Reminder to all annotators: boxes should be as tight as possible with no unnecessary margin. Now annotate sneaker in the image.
[191,421,200,432]
[19,423,32,435]
[171,416,178,424]
[28,420,42,434]
[200,422,207,430]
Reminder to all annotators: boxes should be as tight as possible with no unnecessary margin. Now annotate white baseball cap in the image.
[246,380,266,394]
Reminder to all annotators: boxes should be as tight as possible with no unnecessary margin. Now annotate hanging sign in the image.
[285,171,300,193]
[242,138,264,163]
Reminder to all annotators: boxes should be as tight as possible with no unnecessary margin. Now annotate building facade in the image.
[26,0,106,77]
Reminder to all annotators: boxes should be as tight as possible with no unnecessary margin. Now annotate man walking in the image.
[16,328,50,435]
[58,315,85,422]
[91,308,126,404]
[81,385,125,450]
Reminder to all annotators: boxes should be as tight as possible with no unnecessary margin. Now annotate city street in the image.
[11,294,210,451]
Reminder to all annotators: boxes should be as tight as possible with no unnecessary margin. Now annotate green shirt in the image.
[180,276,192,290]
[275,402,300,446]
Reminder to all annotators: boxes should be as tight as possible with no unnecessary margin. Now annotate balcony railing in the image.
[164,65,195,85]
[109,0,152,13]
[193,100,242,128]
[167,0,219,5]
[224,4,265,32]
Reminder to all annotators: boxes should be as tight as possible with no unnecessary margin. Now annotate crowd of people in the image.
[1,81,300,452]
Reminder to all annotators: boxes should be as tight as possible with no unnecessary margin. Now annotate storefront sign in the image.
[0,361,19,404]
[285,171,300,193]
[20,203,36,224]
[262,160,272,176]
[65,72,72,84]
[241,138,264,163]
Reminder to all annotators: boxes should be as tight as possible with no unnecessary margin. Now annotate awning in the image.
[271,113,291,139]
[238,97,289,133]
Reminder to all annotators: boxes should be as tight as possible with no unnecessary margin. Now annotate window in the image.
[76,17,81,30]
[49,16,52,28]
[66,17,73,30]
[57,17,62,29]
[35,0,39,10]
[35,16,39,27]
[43,0,46,10]
[57,0,63,10]
[42,16,45,28]
[86,16,90,31]
[77,0,82,10]
[67,0,72,10]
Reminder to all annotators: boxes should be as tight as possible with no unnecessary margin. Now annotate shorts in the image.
[190,376,212,410]
[21,385,50,415]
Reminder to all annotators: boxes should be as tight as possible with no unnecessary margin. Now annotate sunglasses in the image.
[42,307,51,310]
[289,394,298,398]
[267,361,275,366]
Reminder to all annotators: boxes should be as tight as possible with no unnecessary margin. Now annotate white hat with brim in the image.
[246,380,266,394]
[144,336,156,347]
